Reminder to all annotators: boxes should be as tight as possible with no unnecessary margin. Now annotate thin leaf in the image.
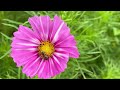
[24,11,33,16]
[2,23,18,29]
[22,21,29,25]
[87,51,101,55]
[24,11,37,16]
[76,67,93,74]
[0,49,11,59]
[6,72,16,79]
[70,72,79,79]
[3,19,22,25]
[79,11,86,18]
[79,55,101,62]
[9,69,17,75]
[79,24,93,35]
[75,59,86,79]
[31,11,37,16]
[0,32,12,40]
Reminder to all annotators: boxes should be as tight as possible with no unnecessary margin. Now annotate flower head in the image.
[11,15,80,79]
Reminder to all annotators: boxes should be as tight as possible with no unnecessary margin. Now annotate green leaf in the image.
[0,32,12,40]
[79,55,101,62]
[87,51,101,55]
[2,23,18,29]
[22,21,29,25]
[6,72,16,79]
[24,11,37,16]
[0,49,11,59]
[70,72,79,79]
[3,19,22,25]
[113,27,120,36]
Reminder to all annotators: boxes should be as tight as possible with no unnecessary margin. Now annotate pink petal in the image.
[50,15,70,43]
[12,37,39,46]
[39,16,53,41]
[54,50,69,61]
[55,47,80,58]
[38,58,60,79]
[48,58,60,77]
[55,35,76,47]
[38,60,51,79]
[37,51,69,79]
[54,34,80,58]
[13,26,40,44]
[38,60,47,78]
[22,57,42,78]
[52,53,69,72]
[18,25,40,40]
[11,49,38,67]
[11,38,38,51]
[28,16,52,41]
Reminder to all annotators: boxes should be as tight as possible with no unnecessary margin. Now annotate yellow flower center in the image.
[38,41,55,60]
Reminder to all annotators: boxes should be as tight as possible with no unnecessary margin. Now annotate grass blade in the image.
[79,55,101,62]
[24,11,37,16]
[0,49,11,59]
[3,19,22,25]
[0,32,12,40]
[2,23,18,29]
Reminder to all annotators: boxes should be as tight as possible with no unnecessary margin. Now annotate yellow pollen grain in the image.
[38,41,55,57]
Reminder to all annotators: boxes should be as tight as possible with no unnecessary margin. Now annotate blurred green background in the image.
[0,11,120,79]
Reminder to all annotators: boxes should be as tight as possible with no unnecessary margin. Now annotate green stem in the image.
[18,67,21,79]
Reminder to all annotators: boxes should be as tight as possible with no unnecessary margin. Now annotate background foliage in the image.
[0,11,120,79]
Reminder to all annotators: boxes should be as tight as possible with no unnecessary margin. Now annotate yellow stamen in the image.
[38,41,55,59]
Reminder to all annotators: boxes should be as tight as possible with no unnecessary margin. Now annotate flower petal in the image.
[40,16,53,41]
[11,48,38,67]
[54,34,80,58]
[28,16,52,41]
[50,15,70,43]
[13,25,40,44]
[52,52,69,72]
[22,57,42,78]
[11,37,38,50]
[38,57,64,79]
[38,60,47,78]
[55,35,76,47]
[38,51,69,79]
[55,46,80,58]
[38,60,51,79]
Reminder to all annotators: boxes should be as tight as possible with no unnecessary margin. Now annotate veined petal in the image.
[11,40,38,50]
[51,15,70,43]
[11,50,38,67]
[22,57,42,78]
[52,54,68,72]
[55,46,80,58]
[15,25,41,44]
[38,57,60,79]
[28,16,52,41]
[55,35,76,47]
[54,34,80,58]
[38,60,50,79]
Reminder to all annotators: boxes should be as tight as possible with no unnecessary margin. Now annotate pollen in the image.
[38,41,55,59]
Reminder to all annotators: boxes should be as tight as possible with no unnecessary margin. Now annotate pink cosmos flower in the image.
[11,15,80,79]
